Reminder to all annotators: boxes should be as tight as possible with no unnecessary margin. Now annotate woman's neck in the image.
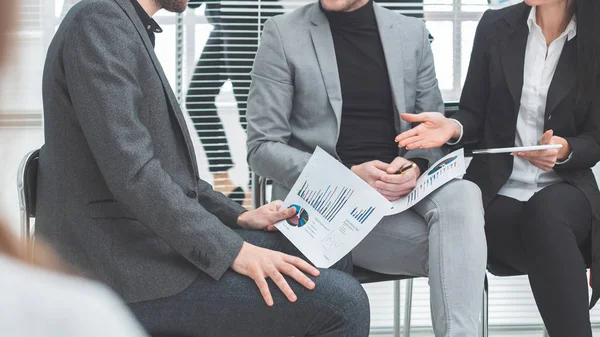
[536,2,573,45]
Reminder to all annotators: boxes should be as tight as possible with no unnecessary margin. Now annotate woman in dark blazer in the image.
[395,1,600,336]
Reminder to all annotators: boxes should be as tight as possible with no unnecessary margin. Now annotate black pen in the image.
[395,163,417,175]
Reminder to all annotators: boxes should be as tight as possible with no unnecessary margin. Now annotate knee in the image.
[429,180,482,210]
[430,180,485,228]
[315,270,370,329]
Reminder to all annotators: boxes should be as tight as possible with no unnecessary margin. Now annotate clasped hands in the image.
[393,112,571,171]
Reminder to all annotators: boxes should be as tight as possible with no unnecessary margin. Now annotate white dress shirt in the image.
[497,7,577,201]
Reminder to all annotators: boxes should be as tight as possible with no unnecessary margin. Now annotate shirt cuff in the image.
[555,150,573,165]
[446,118,464,145]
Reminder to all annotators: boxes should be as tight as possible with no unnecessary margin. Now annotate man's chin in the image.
[168,5,187,13]
[161,0,188,13]
[321,0,348,12]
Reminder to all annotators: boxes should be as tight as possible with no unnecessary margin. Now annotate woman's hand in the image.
[513,130,571,171]
[395,113,462,150]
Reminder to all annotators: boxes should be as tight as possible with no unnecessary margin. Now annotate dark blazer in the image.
[37,0,247,303]
[453,3,600,307]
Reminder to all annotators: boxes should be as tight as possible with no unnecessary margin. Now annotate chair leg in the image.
[393,280,401,337]
[482,276,489,337]
[252,173,269,209]
[403,279,414,337]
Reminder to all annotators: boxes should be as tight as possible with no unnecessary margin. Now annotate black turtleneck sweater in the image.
[322,0,399,168]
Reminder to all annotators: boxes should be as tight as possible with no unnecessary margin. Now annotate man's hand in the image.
[395,113,461,150]
[351,158,420,201]
[512,130,570,171]
[231,242,320,306]
[350,160,388,186]
[374,157,420,201]
[237,200,297,232]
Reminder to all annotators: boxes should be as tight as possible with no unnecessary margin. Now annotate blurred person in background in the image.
[185,0,284,205]
[0,222,149,337]
[0,3,148,336]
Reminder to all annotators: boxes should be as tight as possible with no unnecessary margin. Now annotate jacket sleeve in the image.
[62,3,243,281]
[555,96,600,171]
[246,19,312,190]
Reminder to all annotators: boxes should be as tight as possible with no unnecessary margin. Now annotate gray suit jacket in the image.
[247,2,445,200]
[37,0,246,303]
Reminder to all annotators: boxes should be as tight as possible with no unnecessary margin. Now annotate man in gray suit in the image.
[37,0,370,335]
[247,0,486,335]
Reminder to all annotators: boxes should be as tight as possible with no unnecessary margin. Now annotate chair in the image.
[252,173,418,337]
[483,262,550,337]
[17,149,40,244]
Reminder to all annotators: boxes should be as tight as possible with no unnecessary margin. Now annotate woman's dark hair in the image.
[0,220,73,273]
[574,0,600,112]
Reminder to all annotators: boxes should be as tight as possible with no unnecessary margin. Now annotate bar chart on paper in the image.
[405,155,461,208]
[297,180,354,222]
[277,147,396,268]
[350,207,376,224]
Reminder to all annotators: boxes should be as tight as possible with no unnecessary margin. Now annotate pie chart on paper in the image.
[287,204,310,227]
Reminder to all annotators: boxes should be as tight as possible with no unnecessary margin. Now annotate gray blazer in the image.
[37,0,246,303]
[246,2,445,201]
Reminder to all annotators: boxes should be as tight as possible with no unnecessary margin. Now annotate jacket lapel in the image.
[545,38,577,123]
[309,5,343,129]
[113,0,199,175]
[499,4,530,114]
[374,4,407,131]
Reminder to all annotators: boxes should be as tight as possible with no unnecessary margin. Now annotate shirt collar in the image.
[130,0,163,35]
[527,6,577,41]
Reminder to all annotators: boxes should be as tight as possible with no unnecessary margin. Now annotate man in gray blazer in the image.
[247,0,486,335]
[37,0,370,335]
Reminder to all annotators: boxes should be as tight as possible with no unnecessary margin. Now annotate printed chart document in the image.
[276,147,466,268]
[389,148,466,214]
[275,147,390,268]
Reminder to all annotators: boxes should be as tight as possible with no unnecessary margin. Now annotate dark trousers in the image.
[129,230,370,337]
[485,183,592,337]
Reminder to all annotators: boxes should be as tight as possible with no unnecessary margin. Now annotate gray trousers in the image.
[353,180,487,337]
[129,230,370,337]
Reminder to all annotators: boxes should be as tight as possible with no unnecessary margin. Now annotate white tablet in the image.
[471,144,563,155]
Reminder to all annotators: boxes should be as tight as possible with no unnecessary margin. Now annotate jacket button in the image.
[187,191,198,199]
